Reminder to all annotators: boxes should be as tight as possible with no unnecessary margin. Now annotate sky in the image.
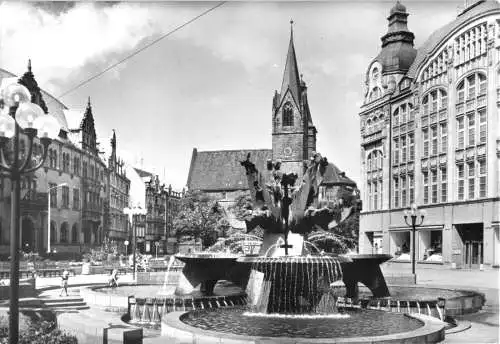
[0,0,466,190]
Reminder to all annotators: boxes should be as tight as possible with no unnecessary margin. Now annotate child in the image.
[59,270,69,296]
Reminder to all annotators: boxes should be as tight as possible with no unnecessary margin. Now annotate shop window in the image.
[421,230,443,262]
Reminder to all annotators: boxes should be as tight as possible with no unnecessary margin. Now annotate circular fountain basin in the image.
[161,307,445,343]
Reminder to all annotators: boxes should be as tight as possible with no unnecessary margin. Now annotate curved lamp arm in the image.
[22,137,51,174]
[17,128,37,172]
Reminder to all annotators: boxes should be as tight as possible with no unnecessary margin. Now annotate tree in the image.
[172,191,228,247]
[228,193,264,239]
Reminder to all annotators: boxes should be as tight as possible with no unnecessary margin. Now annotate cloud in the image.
[0,2,168,92]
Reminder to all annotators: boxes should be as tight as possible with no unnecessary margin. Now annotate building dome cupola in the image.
[375,1,417,74]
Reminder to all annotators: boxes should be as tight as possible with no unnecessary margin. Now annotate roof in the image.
[407,0,500,78]
[321,163,357,187]
[134,167,155,179]
[280,28,302,105]
[0,68,69,131]
[187,148,272,191]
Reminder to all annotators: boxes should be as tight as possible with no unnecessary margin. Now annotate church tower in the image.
[272,22,317,178]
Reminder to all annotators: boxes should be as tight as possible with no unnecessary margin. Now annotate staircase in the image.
[39,288,90,313]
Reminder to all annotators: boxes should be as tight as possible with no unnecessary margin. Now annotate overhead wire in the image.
[53,1,227,101]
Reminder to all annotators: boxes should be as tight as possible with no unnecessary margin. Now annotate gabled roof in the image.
[187,148,272,191]
[407,0,499,79]
[280,27,302,106]
[321,162,357,187]
[134,167,154,179]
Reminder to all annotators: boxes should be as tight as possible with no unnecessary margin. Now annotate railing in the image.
[465,98,476,113]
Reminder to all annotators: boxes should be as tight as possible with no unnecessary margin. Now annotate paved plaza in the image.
[27,265,499,343]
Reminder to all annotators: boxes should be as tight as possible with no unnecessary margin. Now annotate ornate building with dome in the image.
[359,0,500,268]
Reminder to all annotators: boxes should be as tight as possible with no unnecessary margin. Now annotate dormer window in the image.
[282,102,293,127]
[372,67,379,80]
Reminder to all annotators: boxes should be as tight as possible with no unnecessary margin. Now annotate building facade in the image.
[126,166,183,255]
[359,0,500,268]
[105,130,130,254]
[0,62,110,255]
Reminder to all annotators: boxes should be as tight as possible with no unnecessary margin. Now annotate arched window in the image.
[393,108,399,126]
[71,224,79,243]
[372,67,379,80]
[50,221,57,243]
[60,222,69,243]
[282,102,293,127]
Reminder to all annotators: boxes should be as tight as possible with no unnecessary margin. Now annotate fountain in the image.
[160,153,446,342]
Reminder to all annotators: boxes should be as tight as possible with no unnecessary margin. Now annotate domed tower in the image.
[378,1,417,74]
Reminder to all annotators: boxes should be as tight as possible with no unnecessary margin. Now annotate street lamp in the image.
[0,81,61,344]
[124,205,147,281]
[403,203,426,276]
[47,183,68,253]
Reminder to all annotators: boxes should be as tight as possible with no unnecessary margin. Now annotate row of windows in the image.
[366,150,383,172]
[457,73,487,102]
[49,184,103,210]
[367,179,382,211]
[456,109,487,149]
[49,222,91,244]
[43,147,105,182]
[456,160,487,201]
[393,174,415,208]
[454,23,488,66]
[422,123,447,157]
[393,134,415,164]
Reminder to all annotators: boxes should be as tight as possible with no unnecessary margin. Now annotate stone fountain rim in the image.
[161,310,445,343]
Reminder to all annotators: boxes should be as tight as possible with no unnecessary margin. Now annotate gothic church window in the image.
[282,102,293,127]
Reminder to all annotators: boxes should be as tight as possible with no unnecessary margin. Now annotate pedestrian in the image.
[59,269,69,297]
[109,269,119,288]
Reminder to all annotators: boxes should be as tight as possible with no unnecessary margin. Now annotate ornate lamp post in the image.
[403,203,425,276]
[124,205,147,280]
[0,81,60,344]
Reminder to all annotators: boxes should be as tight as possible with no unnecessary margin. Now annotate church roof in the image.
[187,148,272,191]
[407,0,499,78]
[280,26,302,105]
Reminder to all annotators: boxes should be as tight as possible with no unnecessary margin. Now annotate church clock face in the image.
[283,146,292,157]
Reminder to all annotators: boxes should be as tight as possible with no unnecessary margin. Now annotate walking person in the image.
[108,269,119,288]
[59,269,70,297]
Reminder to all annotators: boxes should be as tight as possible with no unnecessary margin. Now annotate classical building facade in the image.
[0,62,117,256]
[359,0,500,268]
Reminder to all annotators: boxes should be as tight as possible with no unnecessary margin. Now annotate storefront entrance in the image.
[456,223,483,269]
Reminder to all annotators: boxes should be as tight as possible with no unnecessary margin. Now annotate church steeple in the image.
[82,97,98,154]
[110,129,117,168]
[280,20,302,105]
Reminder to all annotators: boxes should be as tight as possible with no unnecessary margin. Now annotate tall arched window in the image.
[50,221,57,243]
[282,102,293,127]
[60,222,69,243]
[71,224,78,243]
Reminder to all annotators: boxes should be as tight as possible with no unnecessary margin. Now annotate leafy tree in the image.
[172,191,228,247]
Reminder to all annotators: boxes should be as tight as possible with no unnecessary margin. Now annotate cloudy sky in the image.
[0,0,465,189]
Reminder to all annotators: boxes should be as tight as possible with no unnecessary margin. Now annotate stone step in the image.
[44,301,87,308]
[42,297,85,303]
[46,305,90,311]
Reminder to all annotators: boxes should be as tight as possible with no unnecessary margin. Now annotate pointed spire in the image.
[280,20,302,105]
[18,59,49,114]
[27,59,32,73]
[111,129,116,149]
[87,96,92,109]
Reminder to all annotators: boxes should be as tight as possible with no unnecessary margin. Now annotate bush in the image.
[0,321,77,344]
